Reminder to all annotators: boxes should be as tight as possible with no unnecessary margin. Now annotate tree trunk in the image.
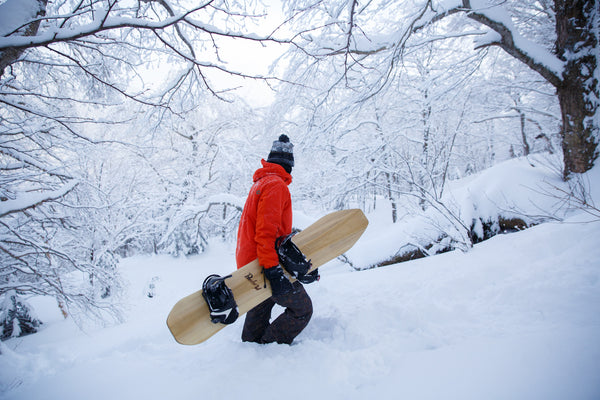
[518,108,530,156]
[0,0,47,77]
[555,0,599,178]
[463,0,598,178]
[385,172,398,223]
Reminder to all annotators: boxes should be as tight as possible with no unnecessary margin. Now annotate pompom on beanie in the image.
[267,134,294,173]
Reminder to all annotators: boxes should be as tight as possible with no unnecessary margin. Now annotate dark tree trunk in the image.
[555,0,599,178]
[0,0,48,77]
[463,0,598,179]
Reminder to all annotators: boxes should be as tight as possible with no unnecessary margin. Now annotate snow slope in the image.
[1,160,600,400]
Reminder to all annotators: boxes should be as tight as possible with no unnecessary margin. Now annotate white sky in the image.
[205,35,290,107]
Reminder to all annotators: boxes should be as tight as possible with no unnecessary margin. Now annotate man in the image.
[236,134,318,345]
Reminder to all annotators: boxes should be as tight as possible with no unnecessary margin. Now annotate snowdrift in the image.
[345,156,581,269]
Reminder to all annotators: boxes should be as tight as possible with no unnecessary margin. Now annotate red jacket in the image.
[236,160,293,269]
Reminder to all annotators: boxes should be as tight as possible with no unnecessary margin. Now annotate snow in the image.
[346,156,569,268]
[1,159,600,399]
[0,181,78,218]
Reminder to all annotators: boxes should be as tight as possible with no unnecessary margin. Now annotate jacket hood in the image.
[253,159,292,185]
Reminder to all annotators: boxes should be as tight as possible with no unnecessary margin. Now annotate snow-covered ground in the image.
[2,158,600,400]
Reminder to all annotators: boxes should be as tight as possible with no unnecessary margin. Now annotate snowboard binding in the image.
[201,274,239,325]
[276,233,312,279]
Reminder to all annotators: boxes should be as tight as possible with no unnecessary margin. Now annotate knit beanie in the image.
[267,134,294,173]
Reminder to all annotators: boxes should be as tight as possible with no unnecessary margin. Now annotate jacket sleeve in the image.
[255,179,289,268]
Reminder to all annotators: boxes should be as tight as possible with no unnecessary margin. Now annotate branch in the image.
[0,97,114,143]
[45,46,172,110]
[0,5,209,51]
[461,0,563,87]
[153,0,196,58]
[343,0,564,88]
[0,2,293,54]
[344,0,360,77]
[150,29,290,88]
[0,180,79,218]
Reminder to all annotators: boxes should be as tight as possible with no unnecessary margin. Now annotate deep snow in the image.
[1,158,600,400]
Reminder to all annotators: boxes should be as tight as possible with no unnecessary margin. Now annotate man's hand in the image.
[263,265,294,296]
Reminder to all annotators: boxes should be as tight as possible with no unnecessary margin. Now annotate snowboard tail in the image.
[166,208,368,345]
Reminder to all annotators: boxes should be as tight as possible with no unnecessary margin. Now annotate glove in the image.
[263,265,294,296]
[297,269,320,284]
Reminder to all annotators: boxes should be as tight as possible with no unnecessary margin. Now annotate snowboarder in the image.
[236,134,319,345]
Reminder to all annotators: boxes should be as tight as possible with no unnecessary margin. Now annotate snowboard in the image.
[166,208,369,345]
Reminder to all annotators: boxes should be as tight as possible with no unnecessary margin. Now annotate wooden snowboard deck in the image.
[166,208,368,345]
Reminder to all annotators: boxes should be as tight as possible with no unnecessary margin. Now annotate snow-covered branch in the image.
[462,0,563,87]
[397,0,565,87]
[0,1,291,52]
[0,4,208,51]
[0,180,78,218]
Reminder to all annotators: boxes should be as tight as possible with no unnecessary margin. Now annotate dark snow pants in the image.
[241,281,312,345]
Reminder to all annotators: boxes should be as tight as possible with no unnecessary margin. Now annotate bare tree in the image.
[283,0,598,178]
[0,0,290,330]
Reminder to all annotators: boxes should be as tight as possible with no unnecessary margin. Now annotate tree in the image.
[271,7,497,221]
[283,0,598,178]
[149,98,258,256]
[0,0,290,324]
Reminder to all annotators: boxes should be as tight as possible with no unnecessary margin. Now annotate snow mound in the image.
[346,156,574,269]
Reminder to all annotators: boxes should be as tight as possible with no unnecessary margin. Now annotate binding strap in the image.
[276,233,312,278]
[201,274,239,324]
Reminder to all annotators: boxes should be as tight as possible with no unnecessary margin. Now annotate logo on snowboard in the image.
[244,273,261,291]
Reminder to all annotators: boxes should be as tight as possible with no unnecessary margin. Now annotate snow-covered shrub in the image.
[470,216,531,244]
[0,291,42,340]
[159,222,206,257]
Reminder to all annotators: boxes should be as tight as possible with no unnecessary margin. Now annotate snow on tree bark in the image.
[554,0,599,177]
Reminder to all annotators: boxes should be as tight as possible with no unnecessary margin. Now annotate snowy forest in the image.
[0,1,599,394]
